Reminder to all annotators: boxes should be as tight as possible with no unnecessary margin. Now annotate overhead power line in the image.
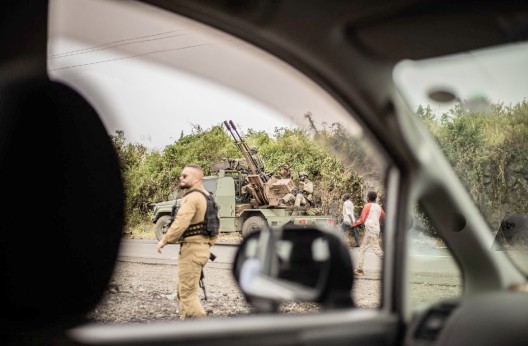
[49,31,187,60]
[48,43,208,71]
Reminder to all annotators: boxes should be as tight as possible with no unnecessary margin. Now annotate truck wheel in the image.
[242,216,269,238]
[155,215,172,241]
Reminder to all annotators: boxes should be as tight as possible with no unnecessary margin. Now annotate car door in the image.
[47,1,401,345]
[3,1,526,346]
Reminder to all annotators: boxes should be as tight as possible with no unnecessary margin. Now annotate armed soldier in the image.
[156,164,218,320]
[280,171,314,207]
[279,163,292,179]
[248,146,266,172]
[269,163,292,179]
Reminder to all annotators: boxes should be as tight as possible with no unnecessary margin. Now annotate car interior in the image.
[2,1,528,346]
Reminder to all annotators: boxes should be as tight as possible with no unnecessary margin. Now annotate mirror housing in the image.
[233,225,354,313]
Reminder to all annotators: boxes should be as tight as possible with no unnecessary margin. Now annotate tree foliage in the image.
[111,118,380,231]
[419,100,528,229]
[112,101,528,235]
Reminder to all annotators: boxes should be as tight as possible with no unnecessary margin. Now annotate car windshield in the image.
[394,42,528,276]
[47,0,387,322]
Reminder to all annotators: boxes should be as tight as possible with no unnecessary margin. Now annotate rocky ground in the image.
[87,232,461,324]
[87,233,381,324]
[87,260,383,324]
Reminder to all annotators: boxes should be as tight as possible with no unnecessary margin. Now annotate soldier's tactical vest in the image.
[181,189,220,238]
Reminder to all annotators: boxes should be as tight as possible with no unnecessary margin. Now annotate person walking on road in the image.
[156,164,218,319]
[352,191,385,276]
[339,193,360,247]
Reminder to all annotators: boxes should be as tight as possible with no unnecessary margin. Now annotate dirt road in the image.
[88,234,459,323]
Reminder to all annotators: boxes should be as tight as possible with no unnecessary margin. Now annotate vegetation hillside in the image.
[112,103,528,238]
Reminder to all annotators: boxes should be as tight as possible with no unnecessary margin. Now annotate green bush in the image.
[113,101,528,237]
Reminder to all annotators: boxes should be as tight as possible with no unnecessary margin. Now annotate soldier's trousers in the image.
[177,242,210,320]
[282,193,308,207]
[356,233,383,271]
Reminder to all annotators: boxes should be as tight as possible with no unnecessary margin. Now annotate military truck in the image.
[151,170,335,240]
[150,169,336,240]
[150,120,336,240]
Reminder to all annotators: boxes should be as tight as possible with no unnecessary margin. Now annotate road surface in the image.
[117,239,471,286]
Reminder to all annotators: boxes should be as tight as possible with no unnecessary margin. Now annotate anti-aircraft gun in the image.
[224,120,295,207]
[151,121,334,239]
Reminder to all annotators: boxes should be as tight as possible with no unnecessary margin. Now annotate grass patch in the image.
[123,220,156,240]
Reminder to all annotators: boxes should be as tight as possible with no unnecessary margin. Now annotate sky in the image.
[47,0,351,150]
[47,0,528,151]
[49,44,295,149]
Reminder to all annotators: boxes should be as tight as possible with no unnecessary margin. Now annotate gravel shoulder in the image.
[87,232,462,323]
[87,260,381,324]
[87,234,381,323]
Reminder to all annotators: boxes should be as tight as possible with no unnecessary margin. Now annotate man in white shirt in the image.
[339,193,360,247]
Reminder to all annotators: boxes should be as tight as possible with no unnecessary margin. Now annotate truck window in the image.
[203,180,217,196]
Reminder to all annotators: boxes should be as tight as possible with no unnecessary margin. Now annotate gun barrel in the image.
[229,120,242,139]
[224,120,236,141]
[223,120,270,205]
[224,120,262,176]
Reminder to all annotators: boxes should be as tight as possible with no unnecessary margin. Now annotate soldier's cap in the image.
[249,146,258,152]
[283,164,289,168]
[299,171,308,177]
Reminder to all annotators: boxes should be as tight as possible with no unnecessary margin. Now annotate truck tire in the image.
[155,215,173,241]
[242,216,269,238]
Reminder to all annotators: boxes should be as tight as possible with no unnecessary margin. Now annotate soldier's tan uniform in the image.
[251,153,266,172]
[281,172,314,207]
[160,186,218,319]
[247,146,266,172]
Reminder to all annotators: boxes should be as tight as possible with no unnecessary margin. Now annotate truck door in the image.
[215,176,236,232]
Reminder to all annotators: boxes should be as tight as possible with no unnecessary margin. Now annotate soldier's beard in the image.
[179,181,192,189]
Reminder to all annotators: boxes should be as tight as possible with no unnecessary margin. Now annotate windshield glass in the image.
[203,179,217,195]
[47,0,388,322]
[394,42,528,275]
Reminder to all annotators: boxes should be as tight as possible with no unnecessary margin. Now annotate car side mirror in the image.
[232,225,354,313]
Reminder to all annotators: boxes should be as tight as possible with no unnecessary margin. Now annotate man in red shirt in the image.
[352,191,385,276]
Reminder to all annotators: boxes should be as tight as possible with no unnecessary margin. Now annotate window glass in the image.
[408,208,462,309]
[394,44,528,277]
[48,0,388,322]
